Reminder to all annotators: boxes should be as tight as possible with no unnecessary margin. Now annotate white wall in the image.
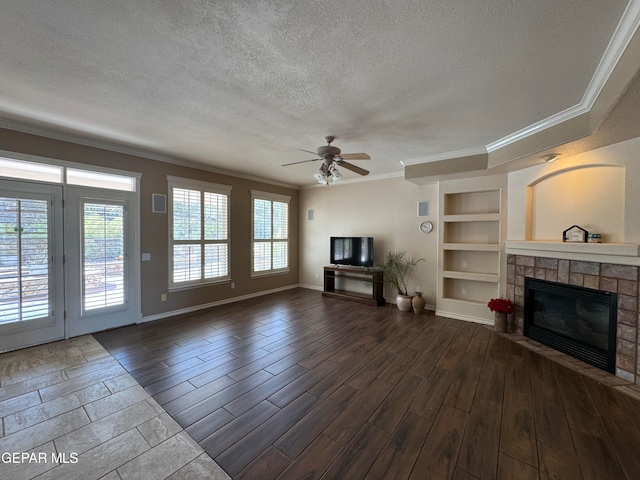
[299,177,439,307]
[508,137,640,244]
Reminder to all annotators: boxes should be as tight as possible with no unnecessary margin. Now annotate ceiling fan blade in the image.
[337,161,369,176]
[298,149,319,156]
[339,153,370,160]
[281,158,319,166]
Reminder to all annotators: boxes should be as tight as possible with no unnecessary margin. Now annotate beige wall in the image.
[299,177,439,307]
[0,128,299,318]
[508,136,640,244]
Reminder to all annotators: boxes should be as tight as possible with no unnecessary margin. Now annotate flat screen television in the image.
[330,237,374,268]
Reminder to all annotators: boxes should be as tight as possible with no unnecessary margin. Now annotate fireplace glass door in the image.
[524,278,617,372]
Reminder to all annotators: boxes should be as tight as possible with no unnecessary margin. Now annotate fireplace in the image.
[524,278,617,373]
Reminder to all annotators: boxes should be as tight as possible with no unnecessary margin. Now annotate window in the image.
[0,157,63,183]
[252,191,290,276]
[168,177,231,289]
[67,168,136,191]
[0,156,138,191]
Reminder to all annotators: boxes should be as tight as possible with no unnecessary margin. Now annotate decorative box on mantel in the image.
[505,251,640,385]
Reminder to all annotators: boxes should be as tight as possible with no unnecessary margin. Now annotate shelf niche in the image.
[444,190,500,215]
[443,220,500,244]
[443,277,498,304]
[443,250,500,275]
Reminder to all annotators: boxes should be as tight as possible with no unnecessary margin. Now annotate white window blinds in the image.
[168,177,231,289]
[252,191,290,276]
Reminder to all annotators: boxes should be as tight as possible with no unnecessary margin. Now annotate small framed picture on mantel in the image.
[563,225,588,243]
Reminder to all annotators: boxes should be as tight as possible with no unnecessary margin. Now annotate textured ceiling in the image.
[0,0,636,186]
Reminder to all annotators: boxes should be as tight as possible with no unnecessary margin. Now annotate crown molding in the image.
[582,0,640,111]
[486,0,640,153]
[486,103,588,152]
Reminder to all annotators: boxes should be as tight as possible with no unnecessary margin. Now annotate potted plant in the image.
[378,250,424,311]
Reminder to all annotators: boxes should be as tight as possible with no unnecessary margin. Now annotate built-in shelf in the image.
[442,213,501,222]
[438,184,505,324]
[442,270,499,283]
[443,243,501,251]
[443,190,500,215]
[443,221,500,245]
[441,296,487,306]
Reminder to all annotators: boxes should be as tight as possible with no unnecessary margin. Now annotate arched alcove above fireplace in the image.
[525,164,625,242]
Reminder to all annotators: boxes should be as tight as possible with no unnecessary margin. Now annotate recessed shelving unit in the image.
[437,181,507,324]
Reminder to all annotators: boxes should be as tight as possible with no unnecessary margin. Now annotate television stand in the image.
[322,266,385,306]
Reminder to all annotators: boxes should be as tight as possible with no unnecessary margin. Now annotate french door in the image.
[0,180,64,352]
[0,180,139,351]
[65,186,139,337]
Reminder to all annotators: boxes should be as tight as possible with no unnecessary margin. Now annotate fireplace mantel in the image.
[506,241,640,265]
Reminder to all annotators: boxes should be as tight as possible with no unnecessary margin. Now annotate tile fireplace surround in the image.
[506,254,639,384]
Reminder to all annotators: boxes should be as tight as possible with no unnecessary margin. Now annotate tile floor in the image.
[0,335,230,480]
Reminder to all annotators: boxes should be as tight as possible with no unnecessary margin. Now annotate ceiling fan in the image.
[282,136,370,184]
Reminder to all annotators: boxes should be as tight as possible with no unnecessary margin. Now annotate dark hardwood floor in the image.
[94,288,640,480]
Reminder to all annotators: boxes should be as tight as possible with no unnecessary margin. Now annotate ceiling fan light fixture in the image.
[313,169,328,184]
[290,137,370,185]
[331,167,342,184]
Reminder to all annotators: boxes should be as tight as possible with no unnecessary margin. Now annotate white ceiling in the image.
[0,1,638,186]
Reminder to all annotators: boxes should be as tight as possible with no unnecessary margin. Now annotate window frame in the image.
[168,176,232,291]
[251,190,290,278]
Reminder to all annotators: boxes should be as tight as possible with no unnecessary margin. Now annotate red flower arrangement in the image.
[487,298,514,314]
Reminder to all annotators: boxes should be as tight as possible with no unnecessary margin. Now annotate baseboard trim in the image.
[142,284,301,323]
[435,310,493,325]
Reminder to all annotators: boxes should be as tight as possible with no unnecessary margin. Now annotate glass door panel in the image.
[1,197,51,323]
[0,181,63,352]
[83,202,126,312]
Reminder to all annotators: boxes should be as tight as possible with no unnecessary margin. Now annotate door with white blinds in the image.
[65,187,138,336]
[0,180,64,352]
